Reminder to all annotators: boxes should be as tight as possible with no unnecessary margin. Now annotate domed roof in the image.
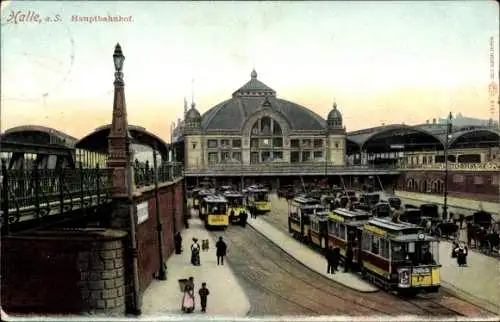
[186,103,201,121]
[201,70,326,131]
[327,102,342,121]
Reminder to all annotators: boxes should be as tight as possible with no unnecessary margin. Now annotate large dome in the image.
[201,70,326,132]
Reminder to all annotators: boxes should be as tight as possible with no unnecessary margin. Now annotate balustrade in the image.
[398,162,499,171]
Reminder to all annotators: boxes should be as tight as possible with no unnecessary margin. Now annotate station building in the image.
[172,69,499,201]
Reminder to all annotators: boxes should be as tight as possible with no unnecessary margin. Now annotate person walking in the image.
[174,232,183,254]
[325,246,336,274]
[191,238,201,266]
[455,242,468,266]
[333,246,340,272]
[240,210,248,227]
[198,282,210,313]
[215,236,227,266]
[181,277,195,313]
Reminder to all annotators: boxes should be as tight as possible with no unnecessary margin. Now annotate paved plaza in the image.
[141,218,250,317]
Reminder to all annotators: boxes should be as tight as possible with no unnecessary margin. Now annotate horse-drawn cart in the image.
[465,211,498,255]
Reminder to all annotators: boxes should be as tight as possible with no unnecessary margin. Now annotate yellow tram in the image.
[288,196,325,243]
[223,191,246,224]
[246,185,270,214]
[200,195,229,229]
[360,217,441,294]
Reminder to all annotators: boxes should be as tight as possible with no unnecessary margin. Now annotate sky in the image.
[1,1,499,142]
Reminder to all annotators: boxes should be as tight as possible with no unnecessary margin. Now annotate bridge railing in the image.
[184,162,400,175]
[1,165,113,229]
[134,162,184,188]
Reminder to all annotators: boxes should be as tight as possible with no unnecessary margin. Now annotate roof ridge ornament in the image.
[251,69,257,79]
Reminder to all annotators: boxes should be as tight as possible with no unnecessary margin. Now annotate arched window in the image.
[249,117,284,164]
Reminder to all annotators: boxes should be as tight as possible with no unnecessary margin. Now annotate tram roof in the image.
[224,191,244,197]
[333,208,372,218]
[368,217,422,232]
[203,195,228,203]
[391,233,438,242]
[293,196,321,205]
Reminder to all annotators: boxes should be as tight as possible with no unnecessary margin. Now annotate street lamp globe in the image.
[113,43,125,72]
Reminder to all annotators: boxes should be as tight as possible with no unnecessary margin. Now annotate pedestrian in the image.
[455,242,468,266]
[181,277,195,313]
[345,243,353,272]
[333,246,340,272]
[198,282,210,313]
[459,214,465,229]
[215,236,227,265]
[240,210,248,227]
[175,232,183,254]
[191,238,201,266]
[325,246,335,274]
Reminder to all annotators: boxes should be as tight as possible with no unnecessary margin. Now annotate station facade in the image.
[176,70,347,170]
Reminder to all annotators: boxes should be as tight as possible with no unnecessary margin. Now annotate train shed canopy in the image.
[449,128,499,149]
[75,124,170,158]
[0,125,77,154]
[347,124,444,153]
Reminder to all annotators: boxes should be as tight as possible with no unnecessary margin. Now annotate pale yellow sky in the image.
[1,1,499,141]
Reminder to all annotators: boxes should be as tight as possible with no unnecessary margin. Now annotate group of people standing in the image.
[325,243,354,274]
[179,235,229,313]
[181,277,210,313]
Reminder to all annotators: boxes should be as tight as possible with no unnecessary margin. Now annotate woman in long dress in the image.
[191,238,201,266]
[182,277,195,313]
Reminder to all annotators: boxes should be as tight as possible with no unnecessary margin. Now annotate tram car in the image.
[200,195,229,229]
[193,189,211,210]
[246,185,271,214]
[288,196,325,242]
[224,190,246,224]
[327,208,372,261]
[309,209,330,249]
[360,217,441,295]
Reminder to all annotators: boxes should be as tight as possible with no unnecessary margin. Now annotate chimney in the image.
[432,118,436,124]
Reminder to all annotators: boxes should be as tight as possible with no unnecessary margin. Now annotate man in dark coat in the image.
[174,232,183,254]
[240,210,248,227]
[326,246,336,274]
[345,243,354,272]
[198,282,210,313]
[215,236,227,266]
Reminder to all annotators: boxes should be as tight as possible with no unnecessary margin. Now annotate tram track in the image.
[256,197,492,317]
[218,223,464,316]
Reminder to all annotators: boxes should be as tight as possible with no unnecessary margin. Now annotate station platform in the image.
[247,217,378,293]
[395,190,499,217]
[438,240,500,315]
[141,218,251,317]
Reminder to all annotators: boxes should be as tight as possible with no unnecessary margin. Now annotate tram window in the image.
[338,223,346,240]
[362,232,372,251]
[408,242,415,253]
[380,239,390,258]
[391,242,406,261]
[371,236,380,255]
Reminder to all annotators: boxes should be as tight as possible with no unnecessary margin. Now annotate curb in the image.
[246,219,379,294]
[440,281,500,316]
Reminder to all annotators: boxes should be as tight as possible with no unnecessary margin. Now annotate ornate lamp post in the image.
[108,43,141,315]
[442,112,453,221]
[153,143,167,280]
